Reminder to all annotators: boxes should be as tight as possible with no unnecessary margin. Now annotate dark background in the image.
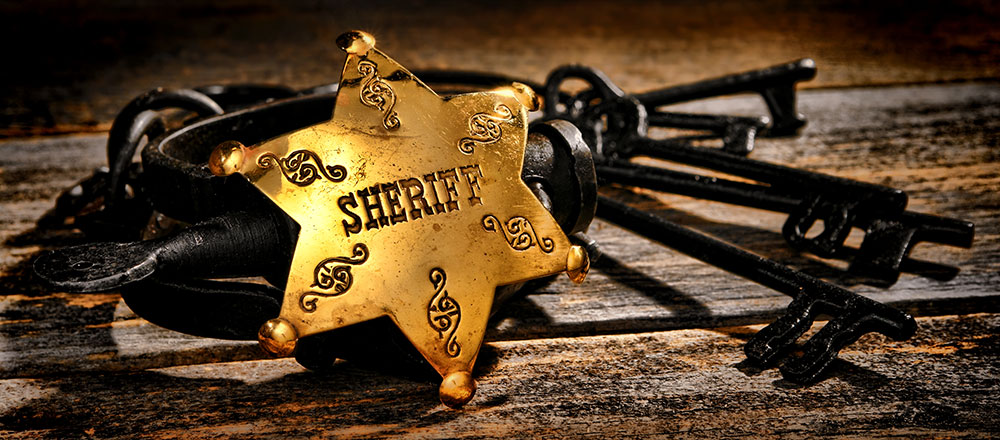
[2,0,998,136]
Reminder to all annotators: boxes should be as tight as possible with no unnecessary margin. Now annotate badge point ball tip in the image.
[510,82,541,112]
[439,371,477,409]
[337,30,376,55]
[566,244,590,284]
[209,140,246,177]
[258,318,298,357]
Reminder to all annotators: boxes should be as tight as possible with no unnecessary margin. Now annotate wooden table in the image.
[2,2,998,438]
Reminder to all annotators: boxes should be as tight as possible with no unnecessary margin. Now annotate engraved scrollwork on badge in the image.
[427,268,461,357]
[257,150,347,187]
[358,60,400,130]
[458,103,514,154]
[482,214,555,253]
[299,243,370,312]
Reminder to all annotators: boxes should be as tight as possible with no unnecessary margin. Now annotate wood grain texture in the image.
[1,313,997,438]
[495,82,1000,339]
[1,83,997,382]
[1,4,998,434]
[2,0,999,135]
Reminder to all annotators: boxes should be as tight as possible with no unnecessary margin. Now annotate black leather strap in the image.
[114,92,338,340]
[141,92,337,223]
[37,74,596,346]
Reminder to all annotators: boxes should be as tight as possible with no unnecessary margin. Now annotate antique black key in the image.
[538,62,973,283]
[646,112,770,155]
[632,58,817,136]
[534,59,969,381]
[596,196,916,382]
[542,59,816,145]
[596,162,974,284]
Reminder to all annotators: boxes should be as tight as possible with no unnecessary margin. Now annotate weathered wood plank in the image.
[1,82,997,378]
[2,1,999,135]
[1,313,997,438]
[494,82,1000,339]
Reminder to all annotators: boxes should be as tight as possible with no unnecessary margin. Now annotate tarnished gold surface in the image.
[211,30,581,407]
[565,245,590,284]
[257,318,298,357]
[207,140,246,177]
[439,371,477,409]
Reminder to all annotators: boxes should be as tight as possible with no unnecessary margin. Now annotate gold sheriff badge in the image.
[208,31,589,407]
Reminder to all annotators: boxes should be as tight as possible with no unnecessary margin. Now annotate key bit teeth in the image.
[777,314,856,383]
[744,296,815,366]
[780,351,838,384]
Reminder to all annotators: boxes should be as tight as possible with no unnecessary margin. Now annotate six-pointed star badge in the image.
[208,30,589,407]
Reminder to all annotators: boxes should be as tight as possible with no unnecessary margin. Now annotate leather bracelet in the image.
[37,73,597,341]
[141,91,337,222]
